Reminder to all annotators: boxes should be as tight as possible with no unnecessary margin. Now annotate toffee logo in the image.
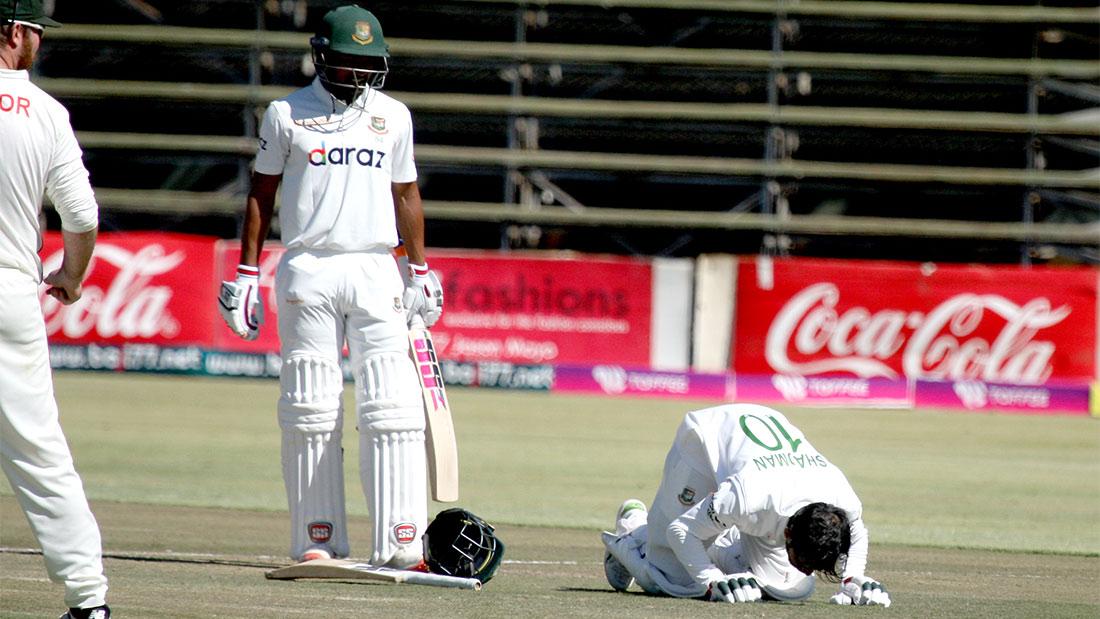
[953,380,988,409]
[592,365,628,394]
[771,374,808,401]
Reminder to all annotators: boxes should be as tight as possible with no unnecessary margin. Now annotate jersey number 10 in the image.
[740,414,803,453]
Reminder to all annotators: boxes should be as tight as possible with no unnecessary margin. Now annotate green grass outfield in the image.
[2,372,1098,617]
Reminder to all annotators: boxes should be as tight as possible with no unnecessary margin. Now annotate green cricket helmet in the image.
[310,4,389,98]
[423,508,505,583]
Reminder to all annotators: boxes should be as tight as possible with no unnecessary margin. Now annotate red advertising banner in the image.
[41,232,219,347]
[428,250,654,366]
[733,257,1098,384]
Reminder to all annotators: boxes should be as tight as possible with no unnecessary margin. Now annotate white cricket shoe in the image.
[602,499,647,592]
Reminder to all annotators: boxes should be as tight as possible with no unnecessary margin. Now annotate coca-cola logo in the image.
[765,283,1070,383]
[40,243,185,339]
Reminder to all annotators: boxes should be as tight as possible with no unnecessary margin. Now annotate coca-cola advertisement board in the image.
[733,257,1098,384]
[428,251,654,366]
[40,232,218,347]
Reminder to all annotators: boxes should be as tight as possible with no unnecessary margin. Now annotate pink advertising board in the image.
[427,250,654,366]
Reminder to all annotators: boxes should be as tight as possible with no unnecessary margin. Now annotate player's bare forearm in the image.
[45,228,98,304]
[59,228,97,281]
[239,172,281,265]
[394,181,426,265]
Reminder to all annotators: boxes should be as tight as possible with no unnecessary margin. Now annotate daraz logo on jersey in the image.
[308,142,387,168]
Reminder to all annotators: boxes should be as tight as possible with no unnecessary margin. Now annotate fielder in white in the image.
[0,2,110,618]
[602,403,892,607]
[218,4,442,569]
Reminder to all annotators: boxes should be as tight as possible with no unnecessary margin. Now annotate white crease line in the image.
[3,547,595,567]
[504,560,588,565]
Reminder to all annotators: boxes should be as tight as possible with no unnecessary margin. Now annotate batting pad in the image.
[356,352,428,568]
[279,355,349,560]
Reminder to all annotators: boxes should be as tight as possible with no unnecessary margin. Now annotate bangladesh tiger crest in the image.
[353,21,374,45]
[370,115,388,134]
[678,487,697,505]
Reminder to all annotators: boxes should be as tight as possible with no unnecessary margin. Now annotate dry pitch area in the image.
[2,372,1099,617]
[3,501,1097,618]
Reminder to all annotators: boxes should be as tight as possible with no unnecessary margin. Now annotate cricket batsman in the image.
[602,403,892,606]
[217,4,442,568]
[0,1,110,617]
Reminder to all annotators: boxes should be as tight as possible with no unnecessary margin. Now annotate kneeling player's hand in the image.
[830,575,891,607]
[706,573,762,603]
[218,264,264,340]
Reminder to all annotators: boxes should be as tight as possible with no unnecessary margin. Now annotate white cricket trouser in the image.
[612,522,814,602]
[275,249,426,566]
[0,267,108,609]
[611,431,813,600]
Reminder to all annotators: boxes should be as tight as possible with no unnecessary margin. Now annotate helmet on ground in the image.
[310,4,389,100]
[423,508,504,583]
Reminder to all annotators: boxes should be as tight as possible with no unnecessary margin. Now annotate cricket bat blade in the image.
[409,318,459,502]
[265,558,481,590]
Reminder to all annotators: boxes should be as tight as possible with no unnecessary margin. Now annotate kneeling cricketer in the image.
[602,403,892,606]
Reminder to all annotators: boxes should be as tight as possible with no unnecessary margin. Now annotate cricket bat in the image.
[265,558,481,590]
[409,315,459,502]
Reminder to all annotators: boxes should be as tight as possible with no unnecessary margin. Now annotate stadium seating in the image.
[35,0,1100,262]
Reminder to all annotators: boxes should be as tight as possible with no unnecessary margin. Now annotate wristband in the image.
[237,264,259,279]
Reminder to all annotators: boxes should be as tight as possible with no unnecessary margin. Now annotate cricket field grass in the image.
[2,372,1098,617]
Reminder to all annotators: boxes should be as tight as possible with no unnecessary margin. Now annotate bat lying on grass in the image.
[265,558,481,590]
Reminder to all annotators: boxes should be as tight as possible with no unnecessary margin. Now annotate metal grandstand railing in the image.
[37,3,1100,261]
[449,0,1100,24]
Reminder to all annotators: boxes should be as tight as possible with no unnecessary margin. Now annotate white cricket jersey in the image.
[649,404,868,594]
[254,79,417,252]
[0,69,97,280]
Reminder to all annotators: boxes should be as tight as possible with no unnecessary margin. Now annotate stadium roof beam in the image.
[46,25,1100,79]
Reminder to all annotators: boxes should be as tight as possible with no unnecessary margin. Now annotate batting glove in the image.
[830,575,891,607]
[705,573,762,603]
[218,264,264,340]
[403,262,443,328]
